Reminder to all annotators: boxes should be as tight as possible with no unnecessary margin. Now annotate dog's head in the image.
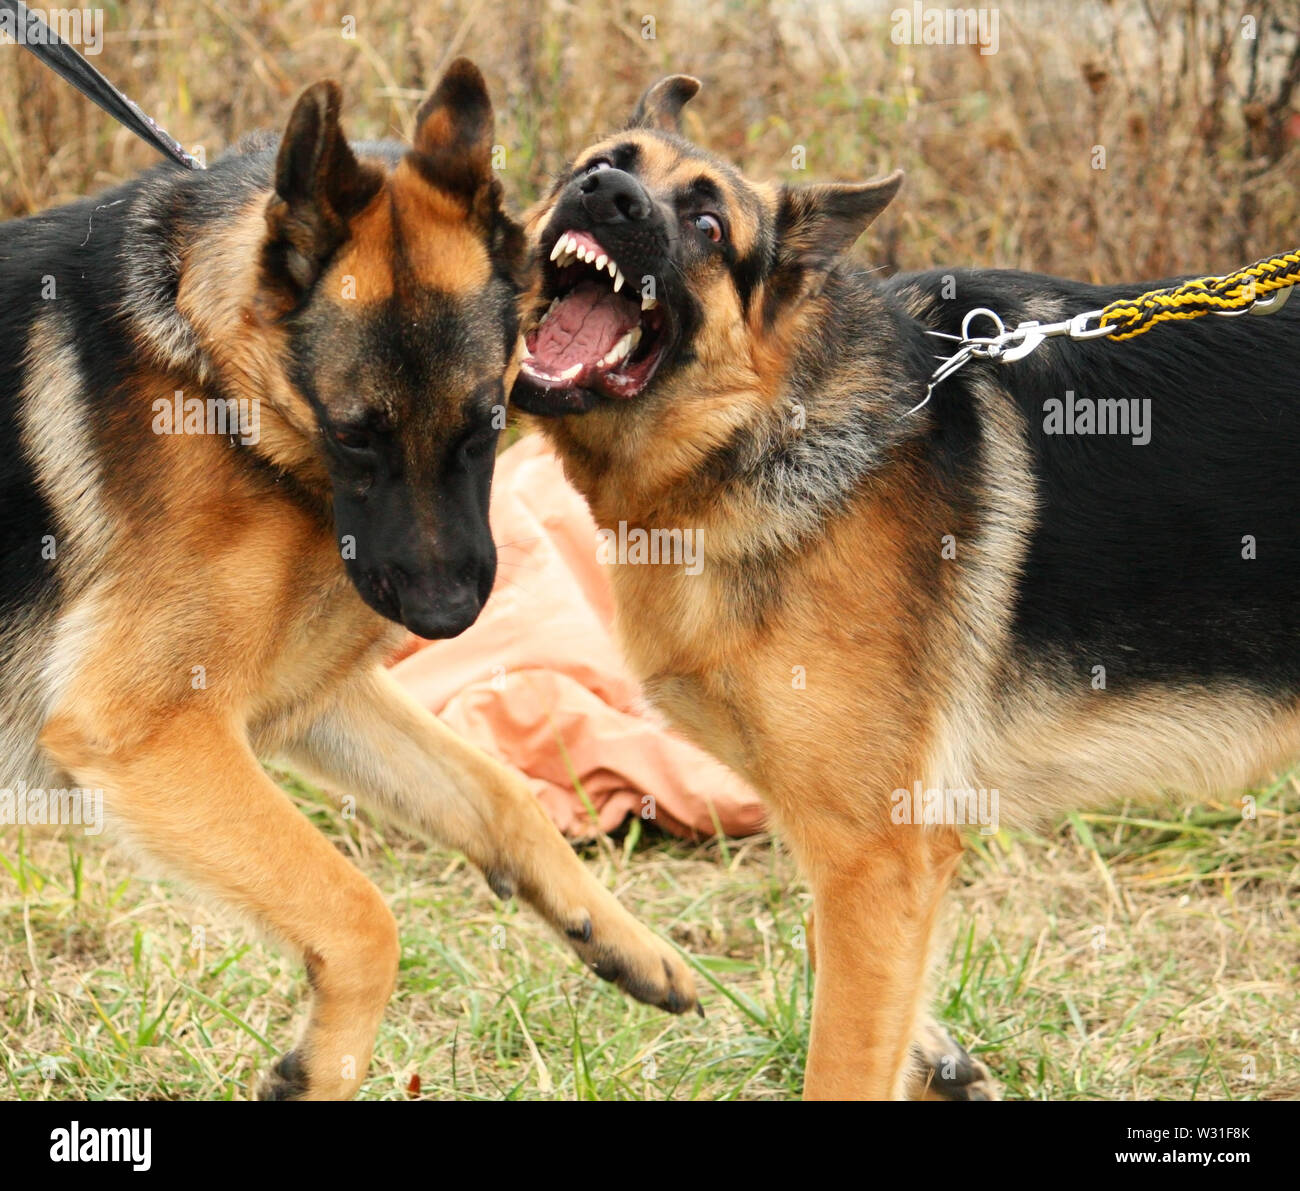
[254,60,524,639]
[511,76,901,423]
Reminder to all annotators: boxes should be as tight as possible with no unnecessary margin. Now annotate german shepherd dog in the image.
[511,76,1300,1100]
[0,60,696,1101]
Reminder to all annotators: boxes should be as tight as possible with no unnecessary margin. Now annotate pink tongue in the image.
[530,282,640,371]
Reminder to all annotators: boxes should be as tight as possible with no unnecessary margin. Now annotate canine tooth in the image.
[642,295,657,310]
[595,253,608,270]
[602,327,641,367]
[613,269,625,293]
[607,260,618,278]
[549,237,566,262]
[557,363,583,380]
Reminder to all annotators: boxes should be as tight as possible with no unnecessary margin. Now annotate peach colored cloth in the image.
[388,434,766,840]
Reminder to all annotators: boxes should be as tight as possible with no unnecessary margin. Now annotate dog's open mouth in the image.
[519,229,668,401]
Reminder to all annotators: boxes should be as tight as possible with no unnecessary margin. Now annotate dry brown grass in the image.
[2,0,1298,277]
[3,771,1297,1100]
[2,1,1298,1102]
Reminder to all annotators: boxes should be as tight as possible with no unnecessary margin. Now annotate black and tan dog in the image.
[0,60,696,1101]
[512,76,1300,1100]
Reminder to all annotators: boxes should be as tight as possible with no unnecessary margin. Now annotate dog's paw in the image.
[583,934,700,1017]
[257,1050,310,1101]
[909,1019,999,1101]
[564,900,700,1015]
[490,866,700,1017]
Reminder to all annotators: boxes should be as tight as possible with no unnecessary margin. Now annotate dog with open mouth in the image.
[0,60,699,1102]
[512,76,1300,1100]
[518,189,675,406]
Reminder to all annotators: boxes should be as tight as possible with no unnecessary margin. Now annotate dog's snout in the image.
[578,168,652,224]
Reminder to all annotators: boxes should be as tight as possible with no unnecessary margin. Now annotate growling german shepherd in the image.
[512,76,1300,1100]
[0,60,696,1101]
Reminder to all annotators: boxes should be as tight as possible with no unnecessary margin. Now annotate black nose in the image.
[578,168,652,224]
[399,588,485,640]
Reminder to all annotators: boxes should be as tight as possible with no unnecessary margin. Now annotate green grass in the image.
[2,769,1297,1100]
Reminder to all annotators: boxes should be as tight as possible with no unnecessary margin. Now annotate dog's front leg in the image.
[41,710,400,1101]
[796,822,963,1100]
[277,665,698,1016]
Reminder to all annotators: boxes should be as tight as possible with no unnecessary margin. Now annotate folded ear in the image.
[264,81,384,296]
[769,170,903,302]
[627,75,701,134]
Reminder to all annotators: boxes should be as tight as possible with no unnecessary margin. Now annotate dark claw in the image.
[913,1028,996,1102]
[259,1049,309,1101]
[566,917,593,943]
[485,870,515,901]
[592,957,620,983]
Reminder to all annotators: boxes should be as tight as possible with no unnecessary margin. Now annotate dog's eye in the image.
[460,424,499,458]
[691,212,724,243]
[332,427,373,453]
[583,158,613,175]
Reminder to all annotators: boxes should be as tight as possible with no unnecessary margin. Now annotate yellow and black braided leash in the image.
[1097,247,1300,341]
[911,246,1300,414]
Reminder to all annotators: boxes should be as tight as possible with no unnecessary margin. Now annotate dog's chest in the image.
[611,566,763,780]
[253,569,399,726]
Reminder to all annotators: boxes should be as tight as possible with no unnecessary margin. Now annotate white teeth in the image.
[641,295,657,311]
[551,231,636,298]
[557,363,583,380]
[601,326,641,368]
[551,232,579,267]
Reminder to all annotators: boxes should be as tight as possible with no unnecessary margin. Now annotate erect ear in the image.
[627,75,701,134]
[409,57,526,285]
[264,80,384,296]
[769,170,903,302]
[411,57,496,202]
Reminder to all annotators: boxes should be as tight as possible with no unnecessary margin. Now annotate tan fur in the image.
[517,114,1300,1101]
[22,70,698,1101]
[37,361,697,1095]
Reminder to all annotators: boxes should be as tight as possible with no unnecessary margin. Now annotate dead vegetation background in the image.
[1,1,1298,1101]
[2,0,1299,277]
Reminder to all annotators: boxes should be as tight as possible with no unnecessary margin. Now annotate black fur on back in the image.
[0,140,287,620]
[883,267,1300,693]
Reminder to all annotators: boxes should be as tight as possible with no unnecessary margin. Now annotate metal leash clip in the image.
[906,305,1110,415]
[1244,285,1292,316]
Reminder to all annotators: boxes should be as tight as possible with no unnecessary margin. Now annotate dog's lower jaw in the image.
[509,375,604,417]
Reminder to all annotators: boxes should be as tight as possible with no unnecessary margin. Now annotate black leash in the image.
[1,0,203,170]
